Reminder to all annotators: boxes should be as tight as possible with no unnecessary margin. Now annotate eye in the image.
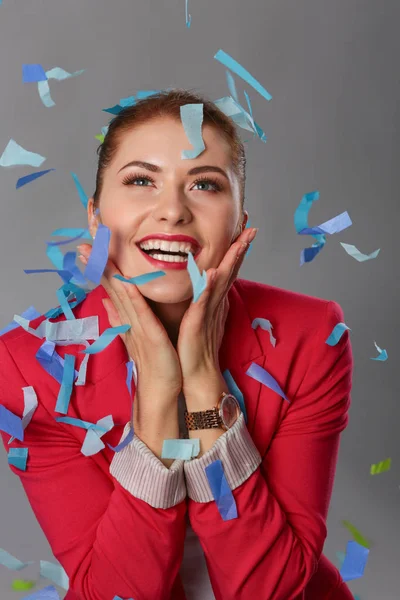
[122,172,155,187]
[192,177,223,193]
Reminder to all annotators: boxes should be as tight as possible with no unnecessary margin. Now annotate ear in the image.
[87,197,98,240]
[241,210,249,231]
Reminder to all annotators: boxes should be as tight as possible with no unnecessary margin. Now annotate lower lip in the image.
[136,245,202,270]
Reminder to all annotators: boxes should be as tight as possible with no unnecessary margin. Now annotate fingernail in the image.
[78,254,88,265]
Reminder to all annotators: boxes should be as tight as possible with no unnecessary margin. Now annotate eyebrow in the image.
[118,160,229,180]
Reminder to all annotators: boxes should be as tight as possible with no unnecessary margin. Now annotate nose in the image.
[151,185,192,224]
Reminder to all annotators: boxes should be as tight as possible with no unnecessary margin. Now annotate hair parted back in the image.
[93,88,246,212]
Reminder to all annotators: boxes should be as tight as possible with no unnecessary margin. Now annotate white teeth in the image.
[148,253,188,262]
[139,239,195,254]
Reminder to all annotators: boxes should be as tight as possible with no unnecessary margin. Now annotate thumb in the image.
[102,298,121,328]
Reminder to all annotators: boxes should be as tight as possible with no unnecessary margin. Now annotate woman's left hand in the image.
[176,227,258,388]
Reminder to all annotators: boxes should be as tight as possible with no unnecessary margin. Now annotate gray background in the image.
[0,0,399,598]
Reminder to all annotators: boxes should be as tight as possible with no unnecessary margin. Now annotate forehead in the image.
[113,116,233,169]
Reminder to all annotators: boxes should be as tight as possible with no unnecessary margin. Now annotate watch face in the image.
[220,395,240,429]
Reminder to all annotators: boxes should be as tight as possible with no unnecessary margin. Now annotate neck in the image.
[146,297,192,348]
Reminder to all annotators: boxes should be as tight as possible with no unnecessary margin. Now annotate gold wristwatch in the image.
[184,392,241,432]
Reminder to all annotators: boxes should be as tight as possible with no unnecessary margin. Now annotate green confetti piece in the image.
[95,134,105,143]
[370,457,391,475]
[341,520,371,549]
[11,579,36,591]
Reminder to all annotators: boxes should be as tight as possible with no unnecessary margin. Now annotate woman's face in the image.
[88,116,247,305]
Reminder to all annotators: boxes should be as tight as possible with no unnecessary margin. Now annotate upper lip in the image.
[136,233,201,251]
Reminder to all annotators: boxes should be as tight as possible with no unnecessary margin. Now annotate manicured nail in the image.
[78,254,88,265]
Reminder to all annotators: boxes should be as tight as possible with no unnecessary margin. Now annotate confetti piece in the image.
[185,0,191,27]
[0,305,41,337]
[0,139,46,167]
[16,169,55,189]
[370,457,391,475]
[11,579,36,591]
[341,520,371,548]
[186,251,207,302]
[180,103,206,159]
[0,405,24,441]
[225,70,239,103]
[299,211,352,236]
[0,548,34,570]
[45,316,99,342]
[8,447,28,471]
[246,362,289,402]
[214,95,267,142]
[36,340,79,385]
[214,49,272,102]
[23,586,61,600]
[71,172,89,210]
[340,242,380,262]
[95,134,105,143]
[325,323,351,346]
[37,67,85,108]
[251,317,277,347]
[39,561,69,590]
[83,223,110,284]
[54,354,76,414]
[222,369,248,424]
[205,459,238,521]
[81,324,131,355]
[339,540,369,582]
[371,340,388,361]
[8,385,38,444]
[22,64,47,83]
[113,271,166,286]
[103,104,124,115]
[161,438,200,460]
[107,361,135,452]
[81,415,115,456]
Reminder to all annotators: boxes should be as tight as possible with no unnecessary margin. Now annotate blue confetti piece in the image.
[180,104,205,159]
[8,447,28,471]
[22,64,47,83]
[81,325,131,355]
[222,369,248,424]
[71,172,89,210]
[36,340,79,385]
[55,354,76,414]
[300,242,325,266]
[371,341,388,361]
[339,540,369,582]
[46,230,88,246]
[214,49,272,102]
[205,460,238,521]
[113,271,166,286]
[225,70,239,103]
[22,585,60,600]
[186,251,207,302]
[185,0,191,27]
[55,416,108,432]
[16,168,55,189]
[299,211,352,236]
[102,104,124,115]
[0,405,24,441]
[246,362,289,402]
[107,360,135,452]
[325,323,351,346]
[0,305,41,337]
[83,223,110,284]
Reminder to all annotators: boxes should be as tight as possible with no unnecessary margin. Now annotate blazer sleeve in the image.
[0,338,187,600]
[185,300,353,600]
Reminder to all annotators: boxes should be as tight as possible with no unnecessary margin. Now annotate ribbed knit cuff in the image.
[183,413,262,503]
[110,422,187,509]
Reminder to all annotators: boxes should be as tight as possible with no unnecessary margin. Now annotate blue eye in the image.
[122,172,223,193]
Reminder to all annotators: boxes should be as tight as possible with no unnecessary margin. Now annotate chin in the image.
[141,286,194,305]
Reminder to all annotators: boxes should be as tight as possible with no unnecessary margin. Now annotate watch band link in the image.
[184,409,221,430]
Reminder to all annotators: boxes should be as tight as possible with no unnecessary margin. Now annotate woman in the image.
[0,89,354,600]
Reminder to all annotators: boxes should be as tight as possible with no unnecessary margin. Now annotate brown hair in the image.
[92,88,246,212]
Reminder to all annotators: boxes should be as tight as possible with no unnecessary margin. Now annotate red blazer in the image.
[0,278,354,600]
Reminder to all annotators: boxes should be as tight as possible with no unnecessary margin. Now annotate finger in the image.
[212,228,257,295]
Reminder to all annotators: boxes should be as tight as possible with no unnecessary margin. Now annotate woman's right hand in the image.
[77,244,183,402]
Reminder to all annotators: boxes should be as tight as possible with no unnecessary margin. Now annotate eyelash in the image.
[121,172,223,193]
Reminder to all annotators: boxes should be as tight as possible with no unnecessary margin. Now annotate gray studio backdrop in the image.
[0,1,399,598]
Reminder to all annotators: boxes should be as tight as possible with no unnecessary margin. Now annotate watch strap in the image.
[184,408,222,431]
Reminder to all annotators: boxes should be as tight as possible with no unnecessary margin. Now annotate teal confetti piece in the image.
[185,0,191,27]
[180,103,205,159]
[340,242,380,262]
[161,438,200,460]
[38,67,85,108]
[325,323,351,346]
[39,561,69,590]
[225,70,239,103]
[113,271,166,286]
[71,172,89,210]
[251,318,276,347]
[0,549,34,570]
[0,139,46,167]
[55,354,76,414]
[371,340,388,361]
[8,447,28,471]
[81,324,131,354]
[186,251,207,302]
[214,49,272,102]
